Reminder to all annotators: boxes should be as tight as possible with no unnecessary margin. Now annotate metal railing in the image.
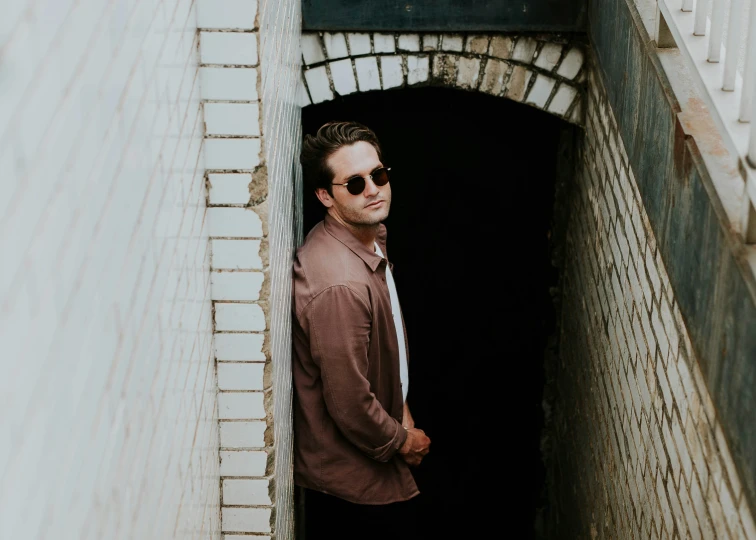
[657,0,756,242]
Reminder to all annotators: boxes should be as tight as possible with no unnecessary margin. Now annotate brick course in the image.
[300,32,586,124]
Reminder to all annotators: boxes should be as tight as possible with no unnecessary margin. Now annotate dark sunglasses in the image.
[332,167,391,195]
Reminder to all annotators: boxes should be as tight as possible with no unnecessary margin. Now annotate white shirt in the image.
[374,243,409,403]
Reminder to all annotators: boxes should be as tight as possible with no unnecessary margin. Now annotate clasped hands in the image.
[398,403,430,467]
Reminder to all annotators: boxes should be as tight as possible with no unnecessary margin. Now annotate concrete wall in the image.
[0,1,218,538]
[198,0,302,537]
[549,57,756,539]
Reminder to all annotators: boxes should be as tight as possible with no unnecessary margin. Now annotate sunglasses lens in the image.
[373,168,390,186]
[346,177,366,195]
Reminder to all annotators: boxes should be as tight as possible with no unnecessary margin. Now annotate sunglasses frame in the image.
[332,167,391,195]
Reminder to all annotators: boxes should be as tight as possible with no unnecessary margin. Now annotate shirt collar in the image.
[323,213,385,272]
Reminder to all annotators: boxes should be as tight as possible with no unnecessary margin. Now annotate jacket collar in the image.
[324,213,385,272]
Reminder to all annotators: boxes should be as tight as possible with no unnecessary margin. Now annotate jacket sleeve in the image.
[305,284,407,462]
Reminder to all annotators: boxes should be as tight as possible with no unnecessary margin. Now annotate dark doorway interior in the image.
[301,87,571,539]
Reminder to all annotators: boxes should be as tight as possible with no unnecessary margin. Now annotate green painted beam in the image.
[302,0,587,32]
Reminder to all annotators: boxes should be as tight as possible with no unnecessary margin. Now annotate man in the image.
[292,121,431,540]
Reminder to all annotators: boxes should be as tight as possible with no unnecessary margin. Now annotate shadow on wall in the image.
[301,86,579,539]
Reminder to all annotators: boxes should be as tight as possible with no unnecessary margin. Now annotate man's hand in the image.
[398,427,430,467]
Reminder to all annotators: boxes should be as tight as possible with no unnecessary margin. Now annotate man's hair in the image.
[300,121,384,196]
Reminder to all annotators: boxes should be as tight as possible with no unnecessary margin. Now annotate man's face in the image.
[316,141,392,228]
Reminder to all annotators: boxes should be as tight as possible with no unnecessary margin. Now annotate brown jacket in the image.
[291,214,419,505]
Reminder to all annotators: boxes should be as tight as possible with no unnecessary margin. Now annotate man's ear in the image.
[315,188,334,208]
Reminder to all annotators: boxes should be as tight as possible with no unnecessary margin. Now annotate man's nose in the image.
[363,176,380,197]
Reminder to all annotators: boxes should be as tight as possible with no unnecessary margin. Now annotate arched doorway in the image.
[301,85,580,538]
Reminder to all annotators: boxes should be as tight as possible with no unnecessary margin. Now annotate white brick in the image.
[548,84,578,115]
[347,33,372,55]
[201,32,258,65]
[214,333,266,361]
[355,57,381,91]
[441,34,464,52]
[407,55,429,85]
[200,67,258,101]
[456,57,480,89]
[219,392,266,419]
[329,59,357,95]
[208,208,263,238]
[205,139,262,170]
[218,363,265,391]
[215,303,266,331]
[304,66,333,104]
[465,35,490,54]
[197,0,258,29]
[646,246,662,297]
[301,34,326,65]
[422,34,439,50]
[557,47,585,79]
[480,59,508,95]
[208,173,253,205]
[223,479,271,505]
[398,34,421,51]
[205,103,260,136]
[534,42,563,71]
[222,507,271,533]
[323,32,348,59]
[373,33,395,53]
[526,75,556,108]
[380,55,404,89]
[211,271,265,301]
[489,35,514,59]
[225,536,271,540]
[212,239,263,270]
[220,450,267,476]
[505,66,532,102]
[220,421,266,448]
[512,37,538,62]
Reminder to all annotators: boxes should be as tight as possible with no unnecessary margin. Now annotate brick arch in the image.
[300,32,586,124]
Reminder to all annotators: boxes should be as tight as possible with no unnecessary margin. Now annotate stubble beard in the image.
[341,197,391,229]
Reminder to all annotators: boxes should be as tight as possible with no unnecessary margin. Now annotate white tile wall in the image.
[0,1,218,539]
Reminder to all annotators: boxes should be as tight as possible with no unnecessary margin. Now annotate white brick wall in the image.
[552,61,756,539]
[0,1,218,539]
[198,0,301,536]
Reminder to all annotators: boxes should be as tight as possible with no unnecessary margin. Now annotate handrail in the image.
[657,0,756,243]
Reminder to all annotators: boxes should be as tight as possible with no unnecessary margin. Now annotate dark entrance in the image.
[301,86,575,539]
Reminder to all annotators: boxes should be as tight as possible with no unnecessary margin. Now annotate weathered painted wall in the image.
[0,1,218,538]
[587,0,756,521]
[549,58,756,537]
